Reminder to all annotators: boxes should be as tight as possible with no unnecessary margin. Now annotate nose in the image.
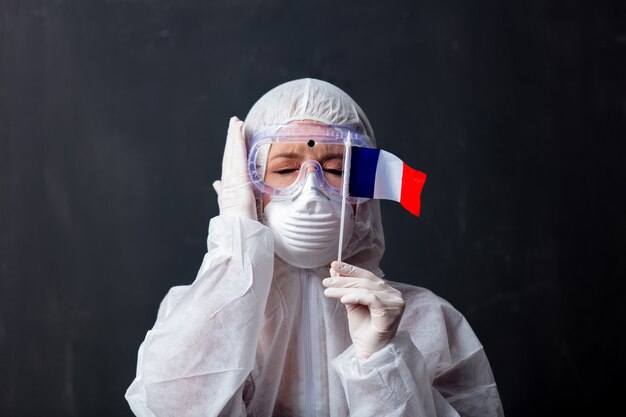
[288,167,329,202]
[303,170,320,190]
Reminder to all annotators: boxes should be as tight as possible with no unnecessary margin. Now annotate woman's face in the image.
[262,121,346,207]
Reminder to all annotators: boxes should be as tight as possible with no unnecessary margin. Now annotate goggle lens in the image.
[259,143,346,190]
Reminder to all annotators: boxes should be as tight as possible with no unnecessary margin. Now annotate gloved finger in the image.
[221,116,248,184]
[212,180,223,196]
[324,287,384,309]
[325,286,403,308]
[322,276,386,291]
[330,261,379,282]
[340,292,377,308]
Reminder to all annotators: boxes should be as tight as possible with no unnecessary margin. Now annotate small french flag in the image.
[349,147,427,216]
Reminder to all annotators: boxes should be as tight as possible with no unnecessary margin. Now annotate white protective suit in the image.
[125,79,504,416]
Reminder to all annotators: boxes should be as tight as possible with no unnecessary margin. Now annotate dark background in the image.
[1,0,625,416]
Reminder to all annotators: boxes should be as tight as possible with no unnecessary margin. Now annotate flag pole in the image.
[337,138,352,263]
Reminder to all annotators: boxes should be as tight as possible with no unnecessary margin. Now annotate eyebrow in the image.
[320,153,344,162]
[271,151,304,159]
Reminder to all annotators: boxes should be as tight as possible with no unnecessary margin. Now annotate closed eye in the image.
[274,168,298,175]
[324,169,342,175]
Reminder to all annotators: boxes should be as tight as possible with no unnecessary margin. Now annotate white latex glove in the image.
[323,261,405,359]
[212,116,257,220]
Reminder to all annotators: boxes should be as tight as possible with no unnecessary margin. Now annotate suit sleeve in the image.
[125,215,274,417]
[332,298,504,417]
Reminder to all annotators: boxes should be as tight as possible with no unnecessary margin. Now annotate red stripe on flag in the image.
[399,163,427,216]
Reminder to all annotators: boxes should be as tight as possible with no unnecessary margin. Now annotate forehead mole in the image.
[307,140,315,147]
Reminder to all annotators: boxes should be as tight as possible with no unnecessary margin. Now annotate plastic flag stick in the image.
[337,139,352,263]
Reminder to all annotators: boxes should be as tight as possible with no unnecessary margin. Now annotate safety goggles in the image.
[247,124,374,202]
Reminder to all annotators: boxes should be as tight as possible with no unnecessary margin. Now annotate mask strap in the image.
[337,138,352,263]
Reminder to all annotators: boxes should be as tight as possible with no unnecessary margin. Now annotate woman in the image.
[126,78,504,416]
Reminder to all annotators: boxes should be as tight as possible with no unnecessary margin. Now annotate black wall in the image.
[1,1,624,416]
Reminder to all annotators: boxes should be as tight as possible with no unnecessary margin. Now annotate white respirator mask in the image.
[263,172,354,269]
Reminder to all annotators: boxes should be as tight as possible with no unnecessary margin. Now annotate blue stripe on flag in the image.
[349,147,380,198]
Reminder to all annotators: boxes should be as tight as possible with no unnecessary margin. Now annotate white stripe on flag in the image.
[373,150,403,201]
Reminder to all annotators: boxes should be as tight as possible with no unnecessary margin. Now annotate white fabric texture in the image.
[125,78,504,416]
